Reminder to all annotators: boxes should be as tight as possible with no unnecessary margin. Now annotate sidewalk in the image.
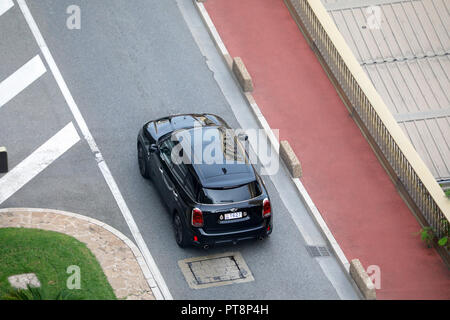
[0,208,154,300]
[204,0,450,299]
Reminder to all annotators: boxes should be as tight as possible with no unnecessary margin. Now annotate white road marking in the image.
[0,0,13,16]
[0,122,80,205]
[17,0,172,300]
[0,55,46,108]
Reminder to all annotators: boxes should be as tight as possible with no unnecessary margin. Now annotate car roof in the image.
[171,125,256,189]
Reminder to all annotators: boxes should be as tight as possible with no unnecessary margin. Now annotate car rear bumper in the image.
[191,218,272,248]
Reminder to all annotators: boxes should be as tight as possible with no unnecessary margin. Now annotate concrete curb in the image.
[0,208,157,300]
[194,0,369,299]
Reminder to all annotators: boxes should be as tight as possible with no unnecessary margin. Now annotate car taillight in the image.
[262,198,271,218]
[191,208,204,227]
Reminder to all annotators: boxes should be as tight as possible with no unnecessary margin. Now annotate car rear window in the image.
[198,181,261,204]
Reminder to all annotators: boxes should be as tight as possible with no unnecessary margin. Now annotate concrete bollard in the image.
[279,140,302,178]
[232,57,254,92]
[349,259,376,300]
[0,147,7,173]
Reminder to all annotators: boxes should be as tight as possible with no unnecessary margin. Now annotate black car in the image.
[137,113,272,248]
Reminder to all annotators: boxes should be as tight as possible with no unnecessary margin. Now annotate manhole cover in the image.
[178,252,254,289]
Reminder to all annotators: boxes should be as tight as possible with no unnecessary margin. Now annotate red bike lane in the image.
[204,0,450,299]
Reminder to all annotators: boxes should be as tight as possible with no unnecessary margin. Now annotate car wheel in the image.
[137,143,150,179]
[173,213,189,248]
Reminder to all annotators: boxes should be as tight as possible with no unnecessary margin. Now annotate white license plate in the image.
[224,211,243,220]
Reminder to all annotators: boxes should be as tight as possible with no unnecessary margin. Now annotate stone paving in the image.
[0,208,154,300]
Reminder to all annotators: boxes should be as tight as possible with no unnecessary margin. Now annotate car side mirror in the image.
[149,144,158,153]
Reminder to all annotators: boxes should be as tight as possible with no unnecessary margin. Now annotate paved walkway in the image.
[0,208,154,300]
[204,0,450,299]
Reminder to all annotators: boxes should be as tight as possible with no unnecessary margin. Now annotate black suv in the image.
[137,114,272,248]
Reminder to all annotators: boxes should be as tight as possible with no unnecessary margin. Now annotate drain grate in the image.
[306,245,331,258]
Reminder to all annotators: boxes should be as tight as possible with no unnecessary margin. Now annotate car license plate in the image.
[224,211,243,220]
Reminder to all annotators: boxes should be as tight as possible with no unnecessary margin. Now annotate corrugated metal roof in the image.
[321,0,450,182]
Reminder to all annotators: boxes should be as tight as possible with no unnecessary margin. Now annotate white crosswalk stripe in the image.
[0,54,46,108]
[0,0,13,17]
[0,122,80,205]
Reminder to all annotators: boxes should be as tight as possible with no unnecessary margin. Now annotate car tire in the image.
[173,213,189,248]
[137,143,150,179]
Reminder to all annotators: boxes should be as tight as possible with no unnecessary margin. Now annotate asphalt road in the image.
[0,0,359,299]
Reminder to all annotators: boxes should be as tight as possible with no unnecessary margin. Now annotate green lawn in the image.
[0,227,116,300]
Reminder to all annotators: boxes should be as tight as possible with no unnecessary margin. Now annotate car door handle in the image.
[159,166,163,173]
[173,190,178,198]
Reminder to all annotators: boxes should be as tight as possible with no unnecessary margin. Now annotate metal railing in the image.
[286,0,450,242]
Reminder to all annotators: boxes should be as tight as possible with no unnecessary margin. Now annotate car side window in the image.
[172,162,187,181]
[172,162,197,201]
[159,139,175,168]
[184,169,198,200]
[159,138,197,201]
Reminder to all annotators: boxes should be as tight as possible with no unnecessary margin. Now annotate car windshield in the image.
[199,181,261,204]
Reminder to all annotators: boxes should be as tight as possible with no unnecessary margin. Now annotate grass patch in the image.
[0,227,116,300]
